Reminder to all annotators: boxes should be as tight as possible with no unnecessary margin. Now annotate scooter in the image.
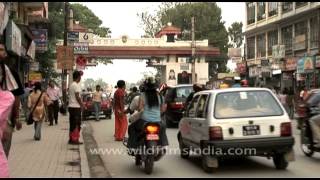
[300,114,320,157]
[123,122,166,174]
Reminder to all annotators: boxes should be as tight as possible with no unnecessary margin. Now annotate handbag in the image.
[27,92,43,125]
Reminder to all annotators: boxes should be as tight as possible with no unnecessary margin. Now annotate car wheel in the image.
[273,154,289,170]
[178,134,190,159]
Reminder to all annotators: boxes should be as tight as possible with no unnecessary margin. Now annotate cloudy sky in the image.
[74,2,245,86]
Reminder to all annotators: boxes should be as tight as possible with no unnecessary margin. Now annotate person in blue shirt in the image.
[232,78,242,88]
[127,77,168,149]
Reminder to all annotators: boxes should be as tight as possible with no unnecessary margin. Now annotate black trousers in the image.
[48,100,59,124]
[68,107,82,141]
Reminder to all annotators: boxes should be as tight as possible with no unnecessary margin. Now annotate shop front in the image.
[282,57,297,92]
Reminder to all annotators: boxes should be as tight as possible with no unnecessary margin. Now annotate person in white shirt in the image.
[93,85,103,121]
[68,71,85,145]
[46,80,61,125]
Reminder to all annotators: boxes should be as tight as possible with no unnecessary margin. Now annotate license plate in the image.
[243,125,260,136]
[146,134,159,140]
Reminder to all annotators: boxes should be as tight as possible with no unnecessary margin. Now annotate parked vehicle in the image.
[177,88,295,173]
[82,93,112,120]
[295,89,320,129]
[298,89,320,157]
[124,122,166,175]
[162,84,193,127]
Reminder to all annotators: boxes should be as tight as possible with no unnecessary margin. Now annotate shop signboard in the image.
[285,57,297,71]
[73,42,89,54]
[29,72,42,82]
[272,45,285,59]
[57,46,74,70]
[67,31,79,43]
[304,56,314,73]
[27,41,36,60]
[32,29,48,52]
[180,63,189,71]
[5,20,21,56]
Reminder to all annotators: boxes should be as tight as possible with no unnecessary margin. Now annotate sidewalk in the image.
[8,114,86,178]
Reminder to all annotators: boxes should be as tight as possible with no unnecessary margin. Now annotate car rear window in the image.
[214,90,284,119]
[176,86,193,98]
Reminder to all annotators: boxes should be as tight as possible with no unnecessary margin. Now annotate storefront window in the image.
[257,33,266,58]
[257,2,266,21]
[247,36,255,59]
[294,21,307,50]
[310,16,319,49]
[268,2,278,17]
[281,25,293,55]
[247,2,256,25]
[282,2,293,13]
[268,30,278,56]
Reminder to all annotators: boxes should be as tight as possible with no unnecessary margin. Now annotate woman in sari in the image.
[113,80,128,141]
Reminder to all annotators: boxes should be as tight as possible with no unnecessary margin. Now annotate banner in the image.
[32,29,48,52]
[297,56,314,74]
[5,20,21,56]
[285,57,297,71]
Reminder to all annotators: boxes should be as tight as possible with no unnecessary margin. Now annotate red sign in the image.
[285,57,297,71]
[76,55,87,66]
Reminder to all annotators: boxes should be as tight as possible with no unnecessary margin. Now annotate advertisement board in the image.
[6,20,21,56]
[56,46,74,70]
[29,72,42,82]
[73,42,89,54]
[32,29,48,52]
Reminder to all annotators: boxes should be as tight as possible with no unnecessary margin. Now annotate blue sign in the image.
[31,29,48,52]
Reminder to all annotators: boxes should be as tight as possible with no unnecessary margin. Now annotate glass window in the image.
[247,36,255,59]
[257,33,266,58]
[281,25,293,54]
[187,95,200,118]
[268,2,278,17]
[282,2,293,13]
[214,91,284,119]
[257,2,266,21]
[247,2,255,25]
[268,30,278,56]
[294,21,307,50]
[176,86,193,100]
[310,16,318,49]
[196,95,209,118]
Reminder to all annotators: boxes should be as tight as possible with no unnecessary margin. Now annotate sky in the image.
[74,2,246,86]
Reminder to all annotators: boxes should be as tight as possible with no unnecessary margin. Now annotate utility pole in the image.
[62,2,69,113]
[191,16,196,84]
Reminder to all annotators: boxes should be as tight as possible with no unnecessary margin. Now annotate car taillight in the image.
[145,125,160,134]
[280,122,292,137]
[170,102,184,109]
[209,126,223,140]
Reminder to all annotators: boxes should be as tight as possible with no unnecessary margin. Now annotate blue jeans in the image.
[94,102,101,120]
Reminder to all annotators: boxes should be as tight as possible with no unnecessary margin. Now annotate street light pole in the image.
[191,16,196,84]
[62,2,69,113]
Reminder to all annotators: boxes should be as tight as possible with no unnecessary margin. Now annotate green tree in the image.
[71,3,111,37]
[228,22,243,48]
[138,2,229,73]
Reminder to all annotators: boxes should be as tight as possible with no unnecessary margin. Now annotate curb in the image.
[80,129,91,178]
[81,121,112,178]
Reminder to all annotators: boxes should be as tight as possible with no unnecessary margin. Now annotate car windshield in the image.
[214,90,284,119]
[176,86,193,98]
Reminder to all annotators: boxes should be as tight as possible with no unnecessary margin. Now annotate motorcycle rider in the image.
[127,77,168,149]
[309,112,320,148]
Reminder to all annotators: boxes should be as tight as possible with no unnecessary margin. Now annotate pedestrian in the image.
[46,80,61,126]
[68,71,84,145]
[185,84,202,109]
[28,82,48,141]
[113,80,128,141]
[300,86,309,101]
[93,85,103,121]
[286,88,295,119]
[0,45,23,158]
[278,89,288,114]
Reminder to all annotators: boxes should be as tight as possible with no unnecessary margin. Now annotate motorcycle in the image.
[123,122,166,174]
[300,106,320,157]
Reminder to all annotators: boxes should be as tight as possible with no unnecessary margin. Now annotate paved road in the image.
[87,117,320,178]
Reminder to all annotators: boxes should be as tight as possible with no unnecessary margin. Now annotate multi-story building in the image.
[0,2,48,84]
[244,2,320,91]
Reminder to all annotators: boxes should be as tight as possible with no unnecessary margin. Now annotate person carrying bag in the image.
[27,92,43,125]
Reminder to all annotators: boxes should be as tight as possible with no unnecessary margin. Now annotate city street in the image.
[85,116,320,178]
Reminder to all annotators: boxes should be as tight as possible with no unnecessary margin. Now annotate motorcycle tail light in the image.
[146,125,160,134]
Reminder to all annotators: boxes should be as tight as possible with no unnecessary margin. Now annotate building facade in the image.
[244,2,320,91]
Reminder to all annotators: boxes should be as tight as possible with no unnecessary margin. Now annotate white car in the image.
[177,88,295,173]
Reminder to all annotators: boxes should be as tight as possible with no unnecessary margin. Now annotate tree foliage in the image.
[137,2,229,73]
[228,22,243,48]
